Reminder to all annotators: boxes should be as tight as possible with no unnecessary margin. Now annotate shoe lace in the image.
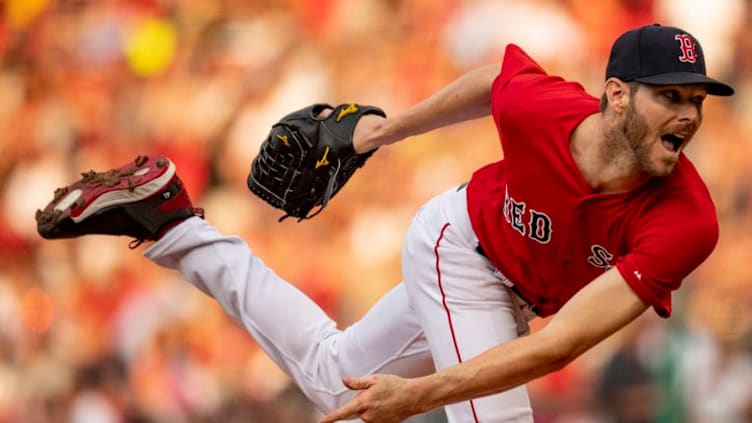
[128,238,146,249]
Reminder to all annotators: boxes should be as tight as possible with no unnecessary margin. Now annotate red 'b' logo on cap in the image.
[674,34,697,63]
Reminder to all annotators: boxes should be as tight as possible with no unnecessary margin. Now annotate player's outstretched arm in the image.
[319,267,649,423]
[352,64,499,153]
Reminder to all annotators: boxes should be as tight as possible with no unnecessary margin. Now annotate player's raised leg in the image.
[145,216,434,411]
[36,155,434,413]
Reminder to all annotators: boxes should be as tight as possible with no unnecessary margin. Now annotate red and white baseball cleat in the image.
[36,155,203,247]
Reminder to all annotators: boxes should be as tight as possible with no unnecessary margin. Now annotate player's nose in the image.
[677,103,700,127]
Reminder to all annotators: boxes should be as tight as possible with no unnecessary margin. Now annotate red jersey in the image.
[466,45,719,318]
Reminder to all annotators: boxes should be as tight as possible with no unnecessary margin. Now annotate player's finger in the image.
[318,400,362,423]
[342,376,371,390]
[315,107,333,118]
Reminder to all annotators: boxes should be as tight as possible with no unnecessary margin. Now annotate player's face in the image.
[625,84,706,177]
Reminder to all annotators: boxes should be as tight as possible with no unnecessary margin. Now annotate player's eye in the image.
[662,90,679,101]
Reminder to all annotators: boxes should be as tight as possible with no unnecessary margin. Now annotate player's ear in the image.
[604,78,631,113]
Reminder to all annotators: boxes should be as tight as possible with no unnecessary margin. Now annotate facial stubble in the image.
[603,102,675,177]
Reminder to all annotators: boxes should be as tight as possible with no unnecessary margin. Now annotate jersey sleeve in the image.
[491,44,550,121]
[615,177,719,317]
[492,44,548,94]
[490,45,597,141]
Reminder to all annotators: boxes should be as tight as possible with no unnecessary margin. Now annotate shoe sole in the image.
[36,155,176,239]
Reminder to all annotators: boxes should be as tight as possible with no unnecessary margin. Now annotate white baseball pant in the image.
[144,185,533,422]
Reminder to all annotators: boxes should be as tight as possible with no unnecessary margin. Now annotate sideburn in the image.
[600,83,645,164]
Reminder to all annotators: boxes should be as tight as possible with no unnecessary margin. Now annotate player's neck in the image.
[570,113,652,194]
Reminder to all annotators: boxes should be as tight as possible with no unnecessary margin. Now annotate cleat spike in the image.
[53,187,68,201]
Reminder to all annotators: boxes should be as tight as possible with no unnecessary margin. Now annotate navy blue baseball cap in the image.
[606,24,734,96]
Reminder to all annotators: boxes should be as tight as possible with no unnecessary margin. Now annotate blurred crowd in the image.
[0,0,751,422]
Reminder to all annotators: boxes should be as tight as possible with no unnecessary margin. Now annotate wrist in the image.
[407,374,443,414]
[353,114,388,153]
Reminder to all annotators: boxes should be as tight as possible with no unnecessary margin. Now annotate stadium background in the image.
[0,0,750,421]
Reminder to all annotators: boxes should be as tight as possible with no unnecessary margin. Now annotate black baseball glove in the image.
[247,103,386,221]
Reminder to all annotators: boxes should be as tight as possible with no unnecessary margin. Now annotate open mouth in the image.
[661,133,685,153]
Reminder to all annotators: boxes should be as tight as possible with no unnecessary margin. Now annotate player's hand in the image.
[318,374,426,423]
[315,107,386,154]
[352,113,386,154]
